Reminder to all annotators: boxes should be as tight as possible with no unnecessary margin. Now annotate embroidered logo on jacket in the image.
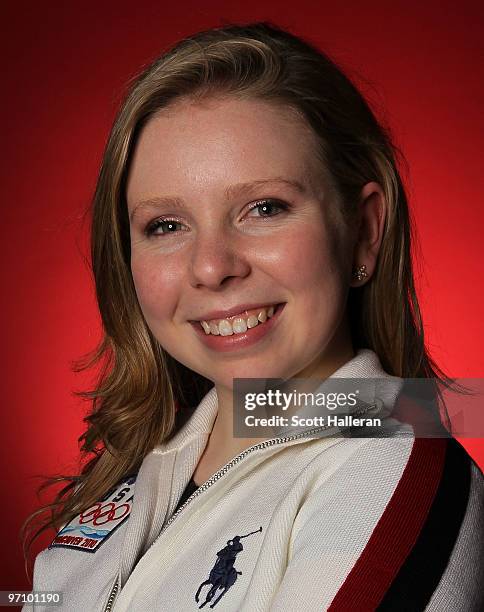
[195,526,263,608]
[48,475,136,553]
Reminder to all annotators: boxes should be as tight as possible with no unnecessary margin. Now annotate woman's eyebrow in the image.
[225,177,307,199]
[130,195,185,221]
[129,177,307,221]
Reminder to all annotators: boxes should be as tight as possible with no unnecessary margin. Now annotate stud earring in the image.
[352,264,368,282]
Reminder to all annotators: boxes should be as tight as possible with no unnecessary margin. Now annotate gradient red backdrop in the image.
[2,0,483,595]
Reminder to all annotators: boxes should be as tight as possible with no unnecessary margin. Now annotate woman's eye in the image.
[145,219,186,237]
[246,199,288,218]
[144,199,288,237]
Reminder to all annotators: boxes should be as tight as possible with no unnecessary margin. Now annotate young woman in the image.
[22,22,483,611]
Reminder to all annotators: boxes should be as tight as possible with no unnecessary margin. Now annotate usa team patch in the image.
[49,475,136,553]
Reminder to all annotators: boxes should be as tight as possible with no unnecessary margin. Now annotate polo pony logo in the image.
[195,526,263,608]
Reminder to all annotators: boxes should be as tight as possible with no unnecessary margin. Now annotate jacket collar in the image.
[119,348,402,585]
[159,348,403,451]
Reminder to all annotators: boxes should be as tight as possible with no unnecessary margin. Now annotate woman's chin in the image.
[213,367,289,392]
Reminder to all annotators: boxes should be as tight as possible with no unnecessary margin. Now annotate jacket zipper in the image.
[102,402,376,611]
[103,580,119,612]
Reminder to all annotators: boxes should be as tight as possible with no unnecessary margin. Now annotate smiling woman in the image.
[22,21,483,612]
[127,96,359,404]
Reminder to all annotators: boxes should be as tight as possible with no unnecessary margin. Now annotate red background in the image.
[2,0,483,593]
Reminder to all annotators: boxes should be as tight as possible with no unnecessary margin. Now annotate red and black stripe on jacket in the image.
[328,434,484,611]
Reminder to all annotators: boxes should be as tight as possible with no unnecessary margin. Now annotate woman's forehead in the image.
[126,96,329,209]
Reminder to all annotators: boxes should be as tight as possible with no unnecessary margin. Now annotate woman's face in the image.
[126,96,354,393]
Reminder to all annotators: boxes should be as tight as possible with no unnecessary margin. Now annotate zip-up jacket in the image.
[24,349,484,611]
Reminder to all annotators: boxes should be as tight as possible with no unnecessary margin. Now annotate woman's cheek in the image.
[277,223,335,290]
[130,253,180,325]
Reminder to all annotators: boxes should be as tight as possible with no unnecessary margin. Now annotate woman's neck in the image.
[193,335,355,485]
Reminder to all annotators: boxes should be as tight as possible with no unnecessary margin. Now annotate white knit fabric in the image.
[25,349,424,611]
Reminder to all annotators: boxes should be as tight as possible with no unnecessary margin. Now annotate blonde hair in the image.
[21,21,454,574]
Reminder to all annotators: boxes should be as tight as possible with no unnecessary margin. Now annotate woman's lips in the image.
[191,302,280,324]
[190,303,286,352]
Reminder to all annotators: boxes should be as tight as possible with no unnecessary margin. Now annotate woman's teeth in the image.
[200,305,276,336]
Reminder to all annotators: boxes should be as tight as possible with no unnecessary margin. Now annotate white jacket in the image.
[24,349,484,611]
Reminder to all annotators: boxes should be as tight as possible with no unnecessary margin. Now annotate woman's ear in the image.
[350,181,387,287]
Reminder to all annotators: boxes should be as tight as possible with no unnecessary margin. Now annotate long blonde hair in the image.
[21,20,454,573]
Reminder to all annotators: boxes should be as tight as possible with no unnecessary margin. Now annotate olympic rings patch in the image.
[49,474,137,553]
[79,501,131,526]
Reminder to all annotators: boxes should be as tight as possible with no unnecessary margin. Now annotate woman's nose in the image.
[188,231,251,290]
